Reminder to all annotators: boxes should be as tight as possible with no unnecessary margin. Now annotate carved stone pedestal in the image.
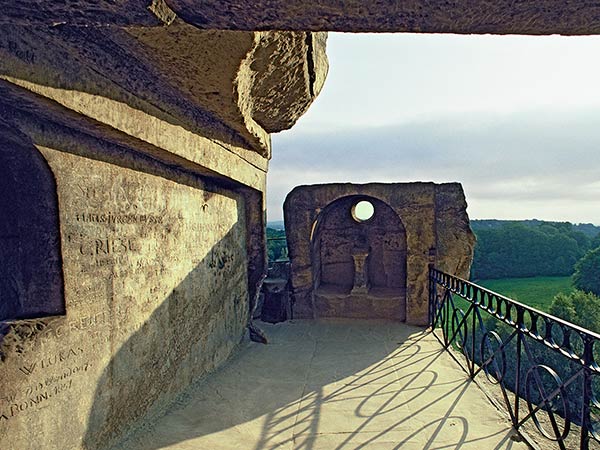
[351,251,369,295]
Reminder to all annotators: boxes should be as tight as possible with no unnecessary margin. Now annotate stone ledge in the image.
[166,0,600,34]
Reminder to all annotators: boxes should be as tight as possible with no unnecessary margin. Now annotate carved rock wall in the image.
[0,123,64,322]
[0,0,598,36]
[0,132,253,450]
[167,0,600,34]
[4,0,599,35]
[0,14,327,450]
[284,183,476,325]
[0,22,327,159]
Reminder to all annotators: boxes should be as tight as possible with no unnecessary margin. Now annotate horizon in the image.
[267,33,600,224]
[266,217,600,227]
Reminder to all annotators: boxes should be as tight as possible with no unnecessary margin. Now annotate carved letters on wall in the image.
[0,146,249,450]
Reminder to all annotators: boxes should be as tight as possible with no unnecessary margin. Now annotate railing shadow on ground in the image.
[113,316,523,450]
[253,329,521,450]
[430,267,600,450]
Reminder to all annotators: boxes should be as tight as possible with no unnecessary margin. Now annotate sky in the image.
[267,33,600,224]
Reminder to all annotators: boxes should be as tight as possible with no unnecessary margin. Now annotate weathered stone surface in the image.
[0,0,162,27]
[0,5,331,449]
[0,142,253,450]
[0,78,267,192]
[435,183,476,279]
[245,31,329,133]
[4,0,600,36]
[1,0,599,37]
[0,22,327,159]
[284,183,475,325]
[0,44,276,444]
[166,0,600,34]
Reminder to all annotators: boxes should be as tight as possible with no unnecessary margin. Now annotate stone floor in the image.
[117,319,530,450]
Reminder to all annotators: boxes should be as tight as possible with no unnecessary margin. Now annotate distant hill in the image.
[269,218,600,237]
[267,220,285,230]
[471,219,600,238]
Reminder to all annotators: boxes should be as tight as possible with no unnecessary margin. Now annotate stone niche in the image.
[284,183,476,325]
[0,124,64,321]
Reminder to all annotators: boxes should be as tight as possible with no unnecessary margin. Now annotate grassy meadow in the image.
[475,276,574,312]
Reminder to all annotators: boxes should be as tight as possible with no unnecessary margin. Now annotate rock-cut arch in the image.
[0,124,64,321]
[310,195,407,320]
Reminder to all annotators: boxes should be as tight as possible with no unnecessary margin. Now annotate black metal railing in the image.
[429,267,600,450]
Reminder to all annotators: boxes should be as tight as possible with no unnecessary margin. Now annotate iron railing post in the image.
[580,337,593,450]
[514,331,522,427]
[428,266,434,326]
[444,287,450,348]
[470,301,476,377]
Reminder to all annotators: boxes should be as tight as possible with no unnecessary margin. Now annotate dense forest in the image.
[470,220,600,280]
[471,219,600,238]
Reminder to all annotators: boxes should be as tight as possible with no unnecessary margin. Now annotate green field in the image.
[475,276,574,312]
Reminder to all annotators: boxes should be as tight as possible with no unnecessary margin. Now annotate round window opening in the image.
[352,200,375,223]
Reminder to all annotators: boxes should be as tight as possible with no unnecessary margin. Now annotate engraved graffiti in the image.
[76,177,167,212]
[67,234,139,257]
[0,347,90,423]
[37,312,109,343]
[75,212,164,225]
[0,378,77,422]
[18,347,84,376]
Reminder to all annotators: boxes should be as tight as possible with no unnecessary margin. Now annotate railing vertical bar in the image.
[470,301,476,377]
[444,289,450,348]
[580,338,592,450]
[428,266,434,326]
[514,330,522,427]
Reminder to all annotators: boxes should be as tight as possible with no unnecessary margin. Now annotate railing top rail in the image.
[430,267,600,342]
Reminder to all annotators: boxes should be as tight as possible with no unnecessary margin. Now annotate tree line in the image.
[471,220,600,280]
[470,219,600,332]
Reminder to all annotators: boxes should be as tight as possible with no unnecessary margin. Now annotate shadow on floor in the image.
[108,320,526,450]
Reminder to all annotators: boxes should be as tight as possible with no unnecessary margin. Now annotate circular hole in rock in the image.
[352,200,375,222]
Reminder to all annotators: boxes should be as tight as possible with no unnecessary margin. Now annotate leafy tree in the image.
[591,232,600,250]
[549,292,577,323]
[550,290,600,332]
[573,247,600,297]
[572,291,600,332]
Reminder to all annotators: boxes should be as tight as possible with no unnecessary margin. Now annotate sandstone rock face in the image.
[246,31,329,133]
[4,0,600,36]
[0,13,327,450]
[0,21,327,158]
[166,0,600,34]
[0,123,64,322]
[0,141,252,450]
[284,183,475,326]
